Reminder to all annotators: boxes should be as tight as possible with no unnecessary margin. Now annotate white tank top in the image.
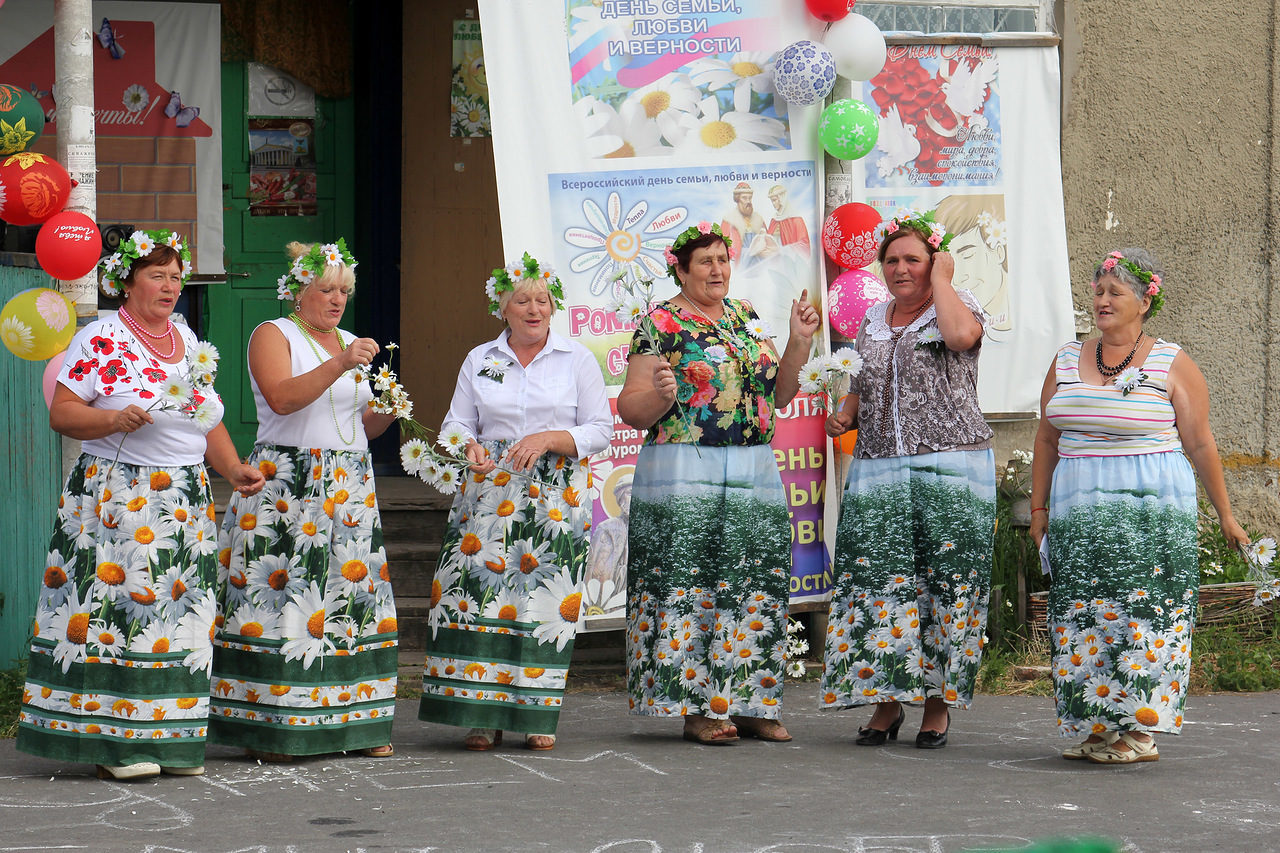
[250,318,374,451]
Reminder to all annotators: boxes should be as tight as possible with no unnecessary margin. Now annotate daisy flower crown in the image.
[99,230,193,297]
[276,238,358,301]
[664,221,733,279]
[877,208,953,252]
[486,252,565,319]
[1097,251,1165,317]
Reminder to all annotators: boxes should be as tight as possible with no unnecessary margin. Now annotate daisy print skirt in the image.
[418,443,593,735]
[626,444,792,720]
[1046,452,1198,736]
[209,444,398,755]
[17,454,220,769]
[821,450,995,711]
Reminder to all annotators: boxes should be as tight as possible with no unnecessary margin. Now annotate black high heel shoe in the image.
[855,705,905,746]
[915,711,950,749]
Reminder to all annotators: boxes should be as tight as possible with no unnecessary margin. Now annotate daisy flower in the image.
[616,72,701,147]
[527,566,584,652]
[744,318,773,340]
[437,425,471,457]
[321,243,343,265]
[687,51,779,114]
[165,232,183,251]
[130,231,155,256]
[159,376,194,407]
[176,591,219,675]
[188,340,219,374]
[280,582,342,669]
[832,347,864,376]
[478,355,510,383]
[675,96,787,154]
[1246,537,1276,566]
[1114,366,1147,396]
[916,326,945,350]
[128,617,179,655]
[400,439,429,475]
[483,587,526,623]
[1,316,33,356]
[226,601,282,640]
[122,83,150,113]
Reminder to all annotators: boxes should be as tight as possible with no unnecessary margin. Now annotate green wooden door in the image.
[206,62,357,454]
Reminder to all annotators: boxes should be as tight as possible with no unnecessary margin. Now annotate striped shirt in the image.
[1046,339,1182,457]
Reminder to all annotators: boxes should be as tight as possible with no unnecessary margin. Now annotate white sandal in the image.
[97,762,161,780]
[1087,731,1159,764]
[1061,731,1118,760]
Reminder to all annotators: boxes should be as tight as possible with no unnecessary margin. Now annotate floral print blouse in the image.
[629,298,778,447]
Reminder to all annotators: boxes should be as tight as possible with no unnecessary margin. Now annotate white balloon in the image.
[823,13,887,81]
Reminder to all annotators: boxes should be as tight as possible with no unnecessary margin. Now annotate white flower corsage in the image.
[915,325,945,352]
[1114,366,1147,396]
[745,318,773,340]
[479,354,510,383]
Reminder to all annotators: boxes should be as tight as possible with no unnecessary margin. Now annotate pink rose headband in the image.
[1097,250,1165,317]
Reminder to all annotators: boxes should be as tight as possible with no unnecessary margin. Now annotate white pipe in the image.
[52,0,97,323]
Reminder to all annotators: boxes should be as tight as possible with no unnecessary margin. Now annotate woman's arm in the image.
[204,423,266,495]
[824,392,859,437]
[49,384,152,440]
[1029,359,1062,546]
[1168,351,1249,549]
[930,252,984,351]
[617,353,677,431]
[774,289,820,409]
[250,323,379,416]
[362,408,397,441]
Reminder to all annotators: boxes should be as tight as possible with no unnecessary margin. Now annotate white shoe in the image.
[1087,732,1159,764]
[1061,731,1118,760]
[161,765,205,776]
[97,762,161,780]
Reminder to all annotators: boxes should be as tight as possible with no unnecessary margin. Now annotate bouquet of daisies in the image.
[797,348,864,412]
[1241,537,1280,606]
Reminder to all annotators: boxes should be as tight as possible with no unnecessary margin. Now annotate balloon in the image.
[42,350,66,407]
[805,0,851,23]
[35,211,101,280]
[828,268,890,338]
[835,428,857,456]
[0,287,75,360]
[0,82,44,155]
[824,12,886,81]
[773,40,837,107]
[819,99,879,161]
[822,202,883,269]
[0,151,72,225]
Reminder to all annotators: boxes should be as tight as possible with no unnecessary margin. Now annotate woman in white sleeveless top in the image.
[210,240,399,761]
[1030,248,1247,765]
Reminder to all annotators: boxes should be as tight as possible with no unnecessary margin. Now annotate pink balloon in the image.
[42,350,66,408]
[828,268,890,338]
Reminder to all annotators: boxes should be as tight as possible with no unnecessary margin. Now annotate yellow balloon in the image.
[0,287,76,360]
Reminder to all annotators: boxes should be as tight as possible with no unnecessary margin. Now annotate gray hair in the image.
[1093,247,1165,321]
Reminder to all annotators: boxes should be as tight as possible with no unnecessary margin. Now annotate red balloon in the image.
[806,0,852,22]
[0,151,72,225]
[36,211,101,280]
[822,202,882,270]
[828,267,890,338]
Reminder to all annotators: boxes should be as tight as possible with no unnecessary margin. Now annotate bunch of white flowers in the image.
[360,343,414,419]
[797,348,864,412]
[785,618,809,679]
[1242,536,1280,606]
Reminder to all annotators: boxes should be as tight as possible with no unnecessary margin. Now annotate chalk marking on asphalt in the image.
[0,783,133,808]
[93,779,194,831]
[495,749,668,783]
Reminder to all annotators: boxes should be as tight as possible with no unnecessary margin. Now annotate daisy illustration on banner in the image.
[563,190,686,297]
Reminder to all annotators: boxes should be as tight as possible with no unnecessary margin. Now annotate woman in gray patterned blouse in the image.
[819,209,994,750]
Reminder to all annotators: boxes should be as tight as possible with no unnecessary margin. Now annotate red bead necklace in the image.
[119,306,177,359]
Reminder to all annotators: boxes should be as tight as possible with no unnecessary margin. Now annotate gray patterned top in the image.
[851,289,993,459]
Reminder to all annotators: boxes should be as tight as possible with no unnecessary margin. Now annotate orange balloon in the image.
[835,429,858,456]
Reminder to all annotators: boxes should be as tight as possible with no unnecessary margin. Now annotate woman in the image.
[418,253,611,751]
[210,239,399,761]
[1030,248,1247,764]
[16,230,264,780]
[618,222,819,745]
[821,209,992,749]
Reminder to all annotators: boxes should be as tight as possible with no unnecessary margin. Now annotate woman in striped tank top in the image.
[1029,248,1248,765]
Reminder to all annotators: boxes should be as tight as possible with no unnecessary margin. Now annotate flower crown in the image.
[276,238,358,301]
[663,221,733,279]
[1097,251,1165,317]
[99,230,193,296]
[485,252,566,319]
[877,208,952,252]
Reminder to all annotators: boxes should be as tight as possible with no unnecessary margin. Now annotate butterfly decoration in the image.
[28,84,51,101]
[97,18,125,60]
[164,91,199,128]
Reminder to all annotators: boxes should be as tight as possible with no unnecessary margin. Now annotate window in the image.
[856,1,1054,35]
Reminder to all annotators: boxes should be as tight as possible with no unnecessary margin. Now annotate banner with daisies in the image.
[480,0,834,622]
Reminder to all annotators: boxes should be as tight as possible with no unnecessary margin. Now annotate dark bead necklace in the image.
[1095,331,1144,378]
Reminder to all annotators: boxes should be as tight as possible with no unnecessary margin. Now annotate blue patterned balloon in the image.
[772,40,837,107]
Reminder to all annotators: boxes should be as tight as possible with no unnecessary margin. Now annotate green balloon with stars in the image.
[0,83,45,156]
[819,98,879,161]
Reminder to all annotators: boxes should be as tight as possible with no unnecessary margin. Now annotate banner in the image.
[481,0,833,626]
[451,19,490,137]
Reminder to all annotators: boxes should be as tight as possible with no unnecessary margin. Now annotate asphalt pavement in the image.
[1,682,1278,853]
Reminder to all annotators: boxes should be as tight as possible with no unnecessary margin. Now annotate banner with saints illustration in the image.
[479,0,834,626]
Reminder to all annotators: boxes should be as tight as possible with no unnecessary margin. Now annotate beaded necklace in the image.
[1095,331,1144,378]
[878,297,934,432]
[289,312,358,445]
[118,306,177,359]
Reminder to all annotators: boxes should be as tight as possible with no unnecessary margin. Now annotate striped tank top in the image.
[1045,339,1183,457]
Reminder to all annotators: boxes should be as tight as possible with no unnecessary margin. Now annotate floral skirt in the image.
[208,444,398,755]
[418,444,593,735]
[1047,452,1198,736]
[17,454,220,769]
[820,450,995,711]
[626,444,792,720]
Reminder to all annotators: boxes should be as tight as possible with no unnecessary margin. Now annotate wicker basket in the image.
[1027,583,1278,638]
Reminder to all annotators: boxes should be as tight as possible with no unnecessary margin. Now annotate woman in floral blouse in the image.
[618,222,819,745]
[821,209,993,750]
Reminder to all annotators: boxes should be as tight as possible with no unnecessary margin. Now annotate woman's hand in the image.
[653,359,677,405]
[338,337,380,372]
[789,289,820,343]
[503,431,559,472]
[465,440,496,475]
[1029,510,1047,546]
[1219,513,1250,552]
[230,463,266,496]
[825,408,853,437]
[930,251,955,289]
[112,405,154,434]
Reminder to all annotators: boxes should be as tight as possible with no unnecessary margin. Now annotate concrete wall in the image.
[1058,0,1280,529]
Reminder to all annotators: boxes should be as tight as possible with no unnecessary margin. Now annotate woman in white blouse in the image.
[418,254,611,752]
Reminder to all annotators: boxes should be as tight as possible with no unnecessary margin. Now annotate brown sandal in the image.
[362,744,395,757]
[463,728,503,751]
[731,716,793,742]
[682,717,739,746]
[525,734,556,751]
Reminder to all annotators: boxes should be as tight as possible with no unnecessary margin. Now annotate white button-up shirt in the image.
[442,329,613,458]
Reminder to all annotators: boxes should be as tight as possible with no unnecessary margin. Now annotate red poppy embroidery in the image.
[67,358,98,381]
[139,390,155,399]
[142,367,167,383]
[89,336,115,355]
[98,359,128,384]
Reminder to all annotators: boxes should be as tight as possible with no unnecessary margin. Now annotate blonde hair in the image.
[496,277,555,318]
[286,240,356,295]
